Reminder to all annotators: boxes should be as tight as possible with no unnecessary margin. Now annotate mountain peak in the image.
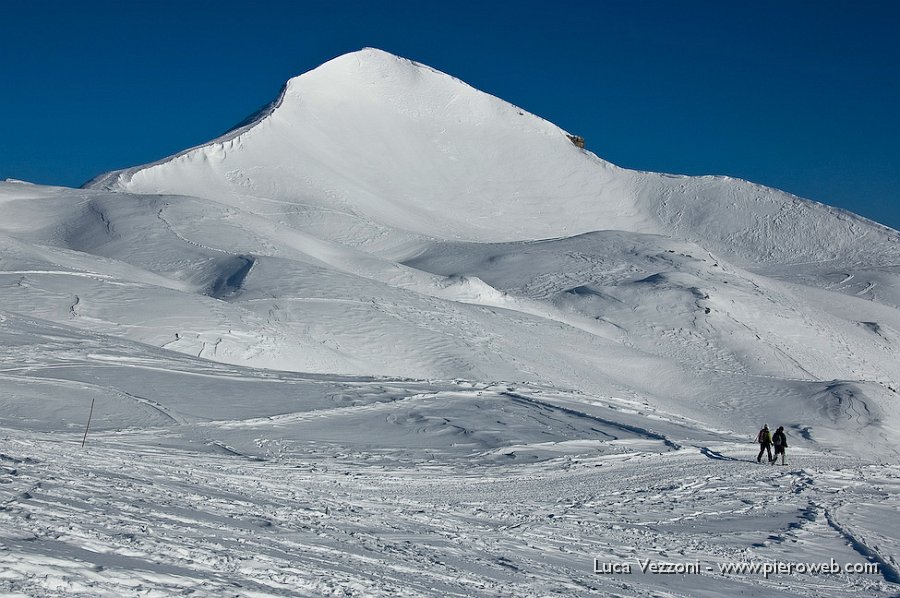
[85,49,895,267]
[86,48,628,243]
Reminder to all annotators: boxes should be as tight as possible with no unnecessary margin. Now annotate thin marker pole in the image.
[81,398,95,448]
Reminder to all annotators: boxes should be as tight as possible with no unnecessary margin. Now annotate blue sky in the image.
[2,0,898,229]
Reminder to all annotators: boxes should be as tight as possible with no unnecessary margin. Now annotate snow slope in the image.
[88,48,900,269]
[2,48,899,595]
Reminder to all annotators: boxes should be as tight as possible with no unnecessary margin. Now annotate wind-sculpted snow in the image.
[1,49,900,595]
[1,309,898,598]
[2,418,898,596]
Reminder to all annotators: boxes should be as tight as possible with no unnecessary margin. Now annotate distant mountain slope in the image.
[2,49,898,457]
[87,48,900,271]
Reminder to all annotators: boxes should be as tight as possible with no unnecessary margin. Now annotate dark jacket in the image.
[773,429,787,448]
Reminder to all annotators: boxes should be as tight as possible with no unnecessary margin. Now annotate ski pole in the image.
[81,398,95,448]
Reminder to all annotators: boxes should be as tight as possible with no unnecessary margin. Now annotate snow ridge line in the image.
[500,391,682,450]
[156,206,230,255]
[822,505,900,584]
[82,80,288,191]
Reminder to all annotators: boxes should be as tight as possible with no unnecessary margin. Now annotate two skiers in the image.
[756,424,787,464]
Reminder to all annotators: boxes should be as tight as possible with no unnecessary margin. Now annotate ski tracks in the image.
[0,433,897,597]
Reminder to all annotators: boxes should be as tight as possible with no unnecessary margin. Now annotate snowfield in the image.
[1,48,898,596]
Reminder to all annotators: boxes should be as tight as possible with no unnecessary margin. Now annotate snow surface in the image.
[2,48,899,595]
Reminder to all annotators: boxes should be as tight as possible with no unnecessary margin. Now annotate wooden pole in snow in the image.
[81,398,95,448]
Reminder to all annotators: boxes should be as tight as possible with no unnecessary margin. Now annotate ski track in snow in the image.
[0,428,897,597]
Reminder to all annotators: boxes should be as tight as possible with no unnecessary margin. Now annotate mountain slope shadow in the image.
[207,255,255,299]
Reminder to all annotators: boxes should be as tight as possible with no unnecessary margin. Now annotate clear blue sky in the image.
[2,0,898,229]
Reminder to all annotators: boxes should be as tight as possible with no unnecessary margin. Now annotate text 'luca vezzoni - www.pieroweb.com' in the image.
[594,558,880,579]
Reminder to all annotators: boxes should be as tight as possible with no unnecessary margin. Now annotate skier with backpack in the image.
[756,424,773,463]
[772,426,787,465]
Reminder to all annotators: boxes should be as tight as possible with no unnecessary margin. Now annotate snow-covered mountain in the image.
[2,49,899,596]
